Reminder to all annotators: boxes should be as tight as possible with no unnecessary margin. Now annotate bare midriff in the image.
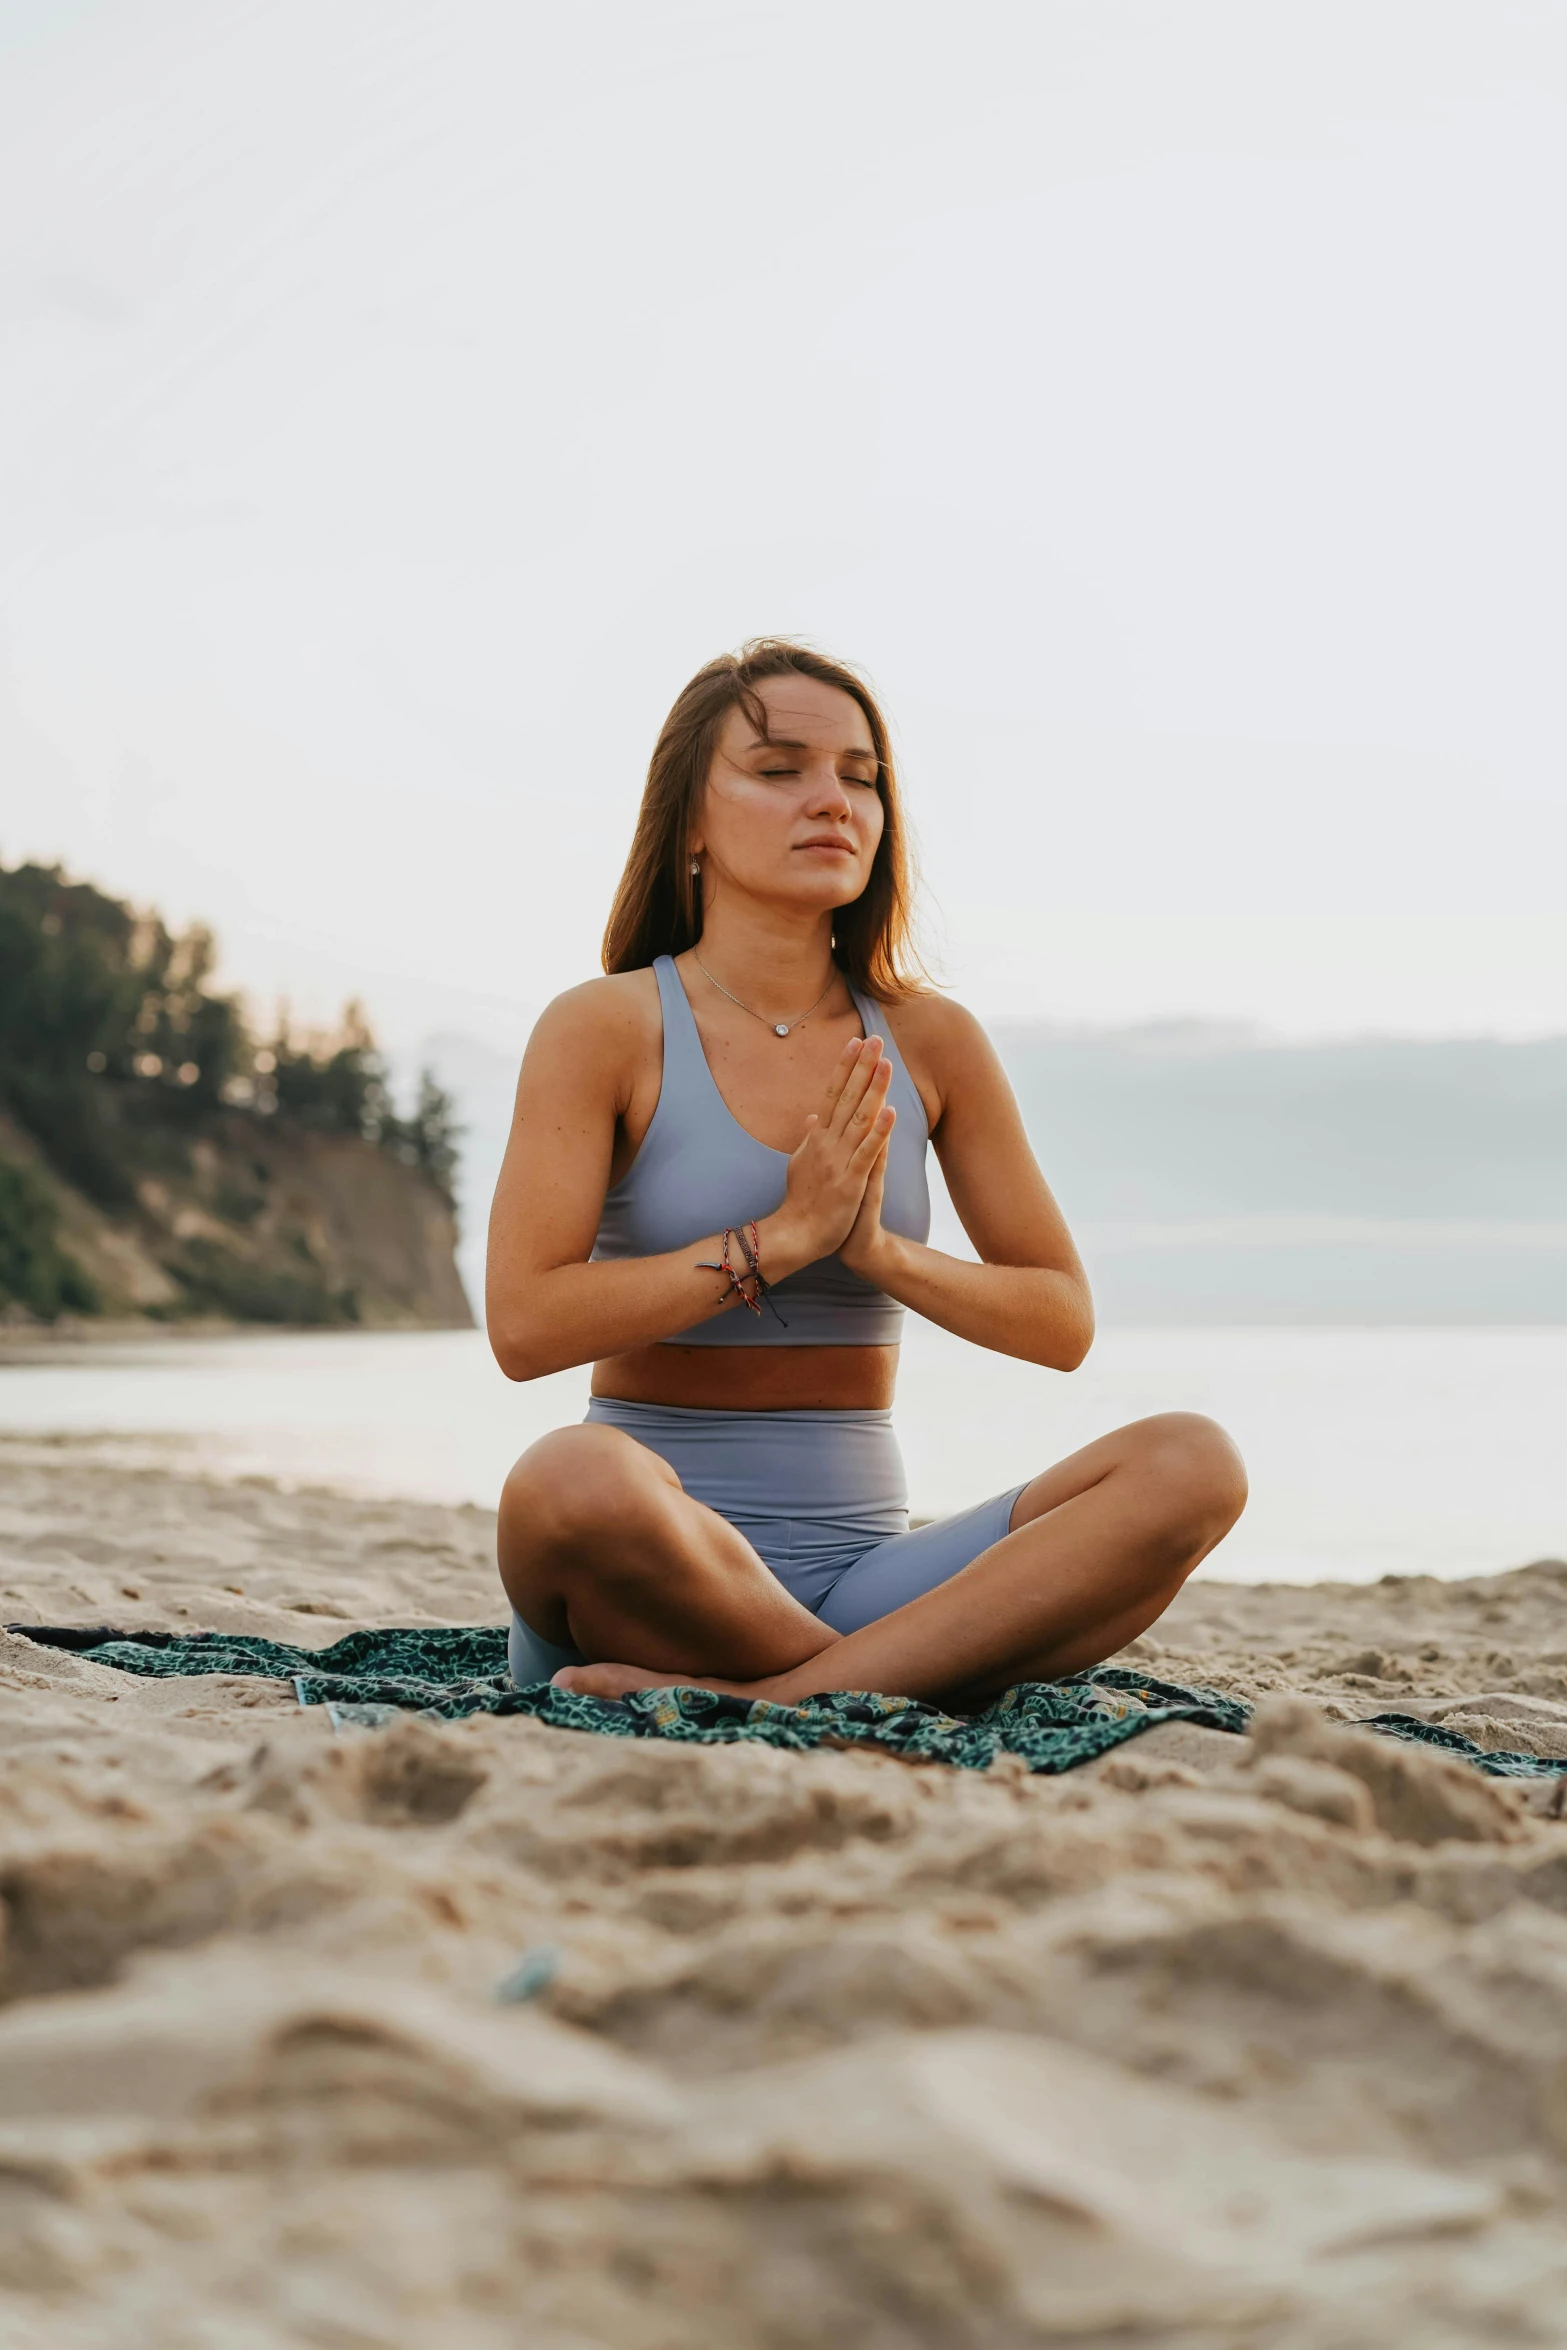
[591,1343,898,1412]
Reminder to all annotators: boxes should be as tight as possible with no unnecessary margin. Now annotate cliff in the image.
[0,1104,472,1330]
[0,856,472,1330]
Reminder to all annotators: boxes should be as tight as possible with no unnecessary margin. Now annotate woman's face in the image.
[693,674,884,919]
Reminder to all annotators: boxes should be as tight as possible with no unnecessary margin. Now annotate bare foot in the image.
[551,1661,782,1702]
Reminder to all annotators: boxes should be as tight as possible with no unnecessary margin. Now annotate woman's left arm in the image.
[838,999,1094,1370]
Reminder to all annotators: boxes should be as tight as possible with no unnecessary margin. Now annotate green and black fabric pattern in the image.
[11,1621,1567,1781]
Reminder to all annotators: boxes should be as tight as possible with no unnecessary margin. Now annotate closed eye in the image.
[756,762,878,787]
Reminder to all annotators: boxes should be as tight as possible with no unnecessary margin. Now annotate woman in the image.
[487,640,1246,1707]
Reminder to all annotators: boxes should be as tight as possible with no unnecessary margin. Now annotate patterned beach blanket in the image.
[11,1621,1567,1781]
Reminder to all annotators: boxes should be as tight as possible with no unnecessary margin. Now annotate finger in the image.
[787,1113,820,1167]
[830,1037,885,1135]
[850,1109,902,1165]
[850,1102,896,1170]
[831,1034,882,1124]
[844,1054,892,1135]
[818,1037,863,1119]
[786,1111,821,1168]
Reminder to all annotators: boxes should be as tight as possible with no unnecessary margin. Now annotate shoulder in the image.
[519,971,662,1109]
[526,969,661,1055]
[881,990,1001,1078]
[881,990,989,1051]
[875,991,1005,1132]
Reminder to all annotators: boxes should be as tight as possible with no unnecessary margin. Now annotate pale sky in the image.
[3,0,1564,1051]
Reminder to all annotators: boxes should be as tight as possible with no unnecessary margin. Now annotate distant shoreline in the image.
[0,1316,474,1352]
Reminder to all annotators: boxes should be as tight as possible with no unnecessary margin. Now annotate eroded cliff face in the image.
[0,1107,472,1329]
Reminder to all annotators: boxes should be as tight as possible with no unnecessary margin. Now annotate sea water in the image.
[0,1322,1561,1586]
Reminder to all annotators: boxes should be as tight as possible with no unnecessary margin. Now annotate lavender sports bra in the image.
[592,955,931,1347]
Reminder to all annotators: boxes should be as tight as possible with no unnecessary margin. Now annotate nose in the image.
[804,758,854,819]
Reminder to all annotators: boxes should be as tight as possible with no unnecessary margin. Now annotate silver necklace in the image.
[694,954,838,1038]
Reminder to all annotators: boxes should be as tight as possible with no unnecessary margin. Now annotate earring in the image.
[690,858,701,877]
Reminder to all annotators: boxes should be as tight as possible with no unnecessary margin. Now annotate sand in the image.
[5,1431,1567,2346]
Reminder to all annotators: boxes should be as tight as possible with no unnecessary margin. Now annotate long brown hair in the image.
[602,639,926,1002]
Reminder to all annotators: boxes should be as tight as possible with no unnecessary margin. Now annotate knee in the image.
[500,1425,674,1553]
[1128,1412,1248,1548]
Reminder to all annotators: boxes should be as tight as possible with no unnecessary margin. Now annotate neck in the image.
[693,903,838,1012]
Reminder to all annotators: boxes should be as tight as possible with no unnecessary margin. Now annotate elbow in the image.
[487,1272,596,1383]
[487,1314,554,1384]
[1046,1284,1095,1373]
[489,1334,537,1383]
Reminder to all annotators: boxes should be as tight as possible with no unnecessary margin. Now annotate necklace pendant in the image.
[774,1023,790,1037]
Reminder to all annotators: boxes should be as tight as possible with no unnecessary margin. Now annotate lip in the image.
[795,837,856,855]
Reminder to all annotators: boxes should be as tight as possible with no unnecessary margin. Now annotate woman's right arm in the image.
[485,980,894,1381]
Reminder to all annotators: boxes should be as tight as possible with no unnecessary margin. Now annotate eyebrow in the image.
[744,735,878,761]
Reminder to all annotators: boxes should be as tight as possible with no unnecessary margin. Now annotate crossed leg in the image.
[498,1423,841,1683]
[497,1411,1247,1709]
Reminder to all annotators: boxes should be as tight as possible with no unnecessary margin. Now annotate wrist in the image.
[757,1206,818,1283]
[843,1221,898,1284]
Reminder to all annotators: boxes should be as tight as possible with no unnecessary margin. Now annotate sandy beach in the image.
[6,1433,1567,2345]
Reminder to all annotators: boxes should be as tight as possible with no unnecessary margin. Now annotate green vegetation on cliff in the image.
[0,859,467,1327]
[0,1158,98,1319]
